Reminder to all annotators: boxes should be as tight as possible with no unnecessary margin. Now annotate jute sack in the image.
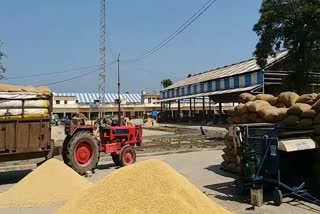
[299,118,313,129]
[240,93,255,103]
[257,106,276,119]
[313,114,320,125]
[244,101,253,109]
[248,112,258,123]
[256,117,265,123]
[287,103,311,116]
[235,103,248,114]
[278,108,288,121]
[232,116,241,124]
[240,113,249,124]
[224,133,234,149]
[296,93,317,105]
[301,109,317,118]
[223,147,236,156]
[275,102,287,108]
[227,108,237,117]
[278,92,299,107]
[248,100,271,112]
[280,115,299,127]
[222,154,237,163]
[313,99,320,112]
[255,94,277,105]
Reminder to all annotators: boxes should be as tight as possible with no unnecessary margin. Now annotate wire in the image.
[40,60,117,86]
[5,64,100,80]
[125,0,218,63]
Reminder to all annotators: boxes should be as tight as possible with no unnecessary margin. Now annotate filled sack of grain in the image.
[287,103,312,116]
[235,103,248,114]
[314,114,320,125]
[227,108,236,117]
[248,100,271,112]
[275,102,287,108]
[277,108,288,121]
[256,117,265,123]
[240,93,255,103]
[299,118,313,129]
[224,133,234,149]
[255,94,277,105]
[232,116,241,124]
[301,109,317,118]
[280,115,299,127]
[313,99,320,112]
[296,93,317,105]
[223,147,236,156]
[278,92,299,107]
[248,112,258,123]
[222,154,237,164]
[240,113,249,124]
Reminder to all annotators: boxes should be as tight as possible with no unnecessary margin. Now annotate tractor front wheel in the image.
[111,153,121,166]
[65,131,100,175]
[119,145,136,166]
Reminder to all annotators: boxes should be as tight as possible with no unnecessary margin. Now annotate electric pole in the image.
[98,0,106,117]
[117,54,121,126]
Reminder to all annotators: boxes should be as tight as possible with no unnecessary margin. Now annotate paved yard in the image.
[0,150,319,214]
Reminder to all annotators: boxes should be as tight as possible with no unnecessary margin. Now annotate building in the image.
[159,51,296,122]
[52,91,212,120]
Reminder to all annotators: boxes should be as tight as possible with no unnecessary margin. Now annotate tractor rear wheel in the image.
[62,136,71,164]
[119,145,136,167]
[66,131,100,175]
[111,153,121,166]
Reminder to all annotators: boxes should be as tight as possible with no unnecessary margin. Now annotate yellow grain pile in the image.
[56,160,230,214]
[0,159,92,207]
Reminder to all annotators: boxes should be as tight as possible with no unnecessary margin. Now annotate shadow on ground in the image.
[0,169,32,185]
[96,163,117,170]
[205,164,238,179]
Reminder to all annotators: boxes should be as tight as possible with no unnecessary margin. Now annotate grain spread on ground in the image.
[56,160,230,214]
[0,159,92,207]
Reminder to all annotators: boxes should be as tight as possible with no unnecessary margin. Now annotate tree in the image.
[253,0,320,93]
[161,79,173,88]
[0,42,5,79]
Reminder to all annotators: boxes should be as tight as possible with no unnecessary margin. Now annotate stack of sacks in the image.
[0,84,51,119]
[227,92,320,132]
[221,132,240,174]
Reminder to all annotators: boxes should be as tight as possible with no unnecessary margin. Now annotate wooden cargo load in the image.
[0,84,54,162]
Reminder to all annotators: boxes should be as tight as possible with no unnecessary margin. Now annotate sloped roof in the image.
[53,92,141,103]
[163,51,288,91]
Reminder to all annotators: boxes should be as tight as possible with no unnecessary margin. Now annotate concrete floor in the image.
[0,150,319,214]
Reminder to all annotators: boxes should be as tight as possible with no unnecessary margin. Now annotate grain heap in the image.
[222,92,320,173]
[0,159,92,207]
[56,160,230,214]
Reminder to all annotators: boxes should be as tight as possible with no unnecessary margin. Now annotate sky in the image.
[0,0,262,94]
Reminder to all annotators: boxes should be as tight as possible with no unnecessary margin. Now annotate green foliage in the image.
[161,79,173,88]
[253,0,320,93]
[0,42,5,79]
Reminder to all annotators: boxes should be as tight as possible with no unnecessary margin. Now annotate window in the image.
[56,100,60,104]
[64,100,68,104]
[148,98,152,104]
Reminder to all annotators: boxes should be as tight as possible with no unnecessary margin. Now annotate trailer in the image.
[233,123,320,207]
[0,84,55,162]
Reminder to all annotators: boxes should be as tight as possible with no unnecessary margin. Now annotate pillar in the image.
[202,96,205,122]
[209,98,212,116]
[189,98,192,117]
[160,102,163,112]
[193,97,196,117]
[178,100,181,120]
[218,102,222,124]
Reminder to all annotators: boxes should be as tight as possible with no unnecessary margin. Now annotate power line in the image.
[5,64,100,80]
[125,0,218,63]
[40,60,117,86]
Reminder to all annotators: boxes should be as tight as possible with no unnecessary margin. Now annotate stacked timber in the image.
[0,84,51,119]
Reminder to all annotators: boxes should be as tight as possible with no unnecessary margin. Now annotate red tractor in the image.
[62,118,142,174]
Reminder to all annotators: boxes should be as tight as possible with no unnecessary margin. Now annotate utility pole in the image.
[117,54,121,126]
[98,0,106,118]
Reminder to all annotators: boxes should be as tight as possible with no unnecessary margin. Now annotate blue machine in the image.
[234,123,320,206]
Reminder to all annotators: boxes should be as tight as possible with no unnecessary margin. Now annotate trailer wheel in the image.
[273,188,283,206]
[111,153,121,166]
[66,131,99,175]
[119,145,136,166]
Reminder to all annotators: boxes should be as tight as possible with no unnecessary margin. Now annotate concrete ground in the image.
[0,150,319,214]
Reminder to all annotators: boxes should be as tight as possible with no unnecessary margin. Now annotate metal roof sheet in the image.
[53,92,142,103]
[163,51,288,90]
